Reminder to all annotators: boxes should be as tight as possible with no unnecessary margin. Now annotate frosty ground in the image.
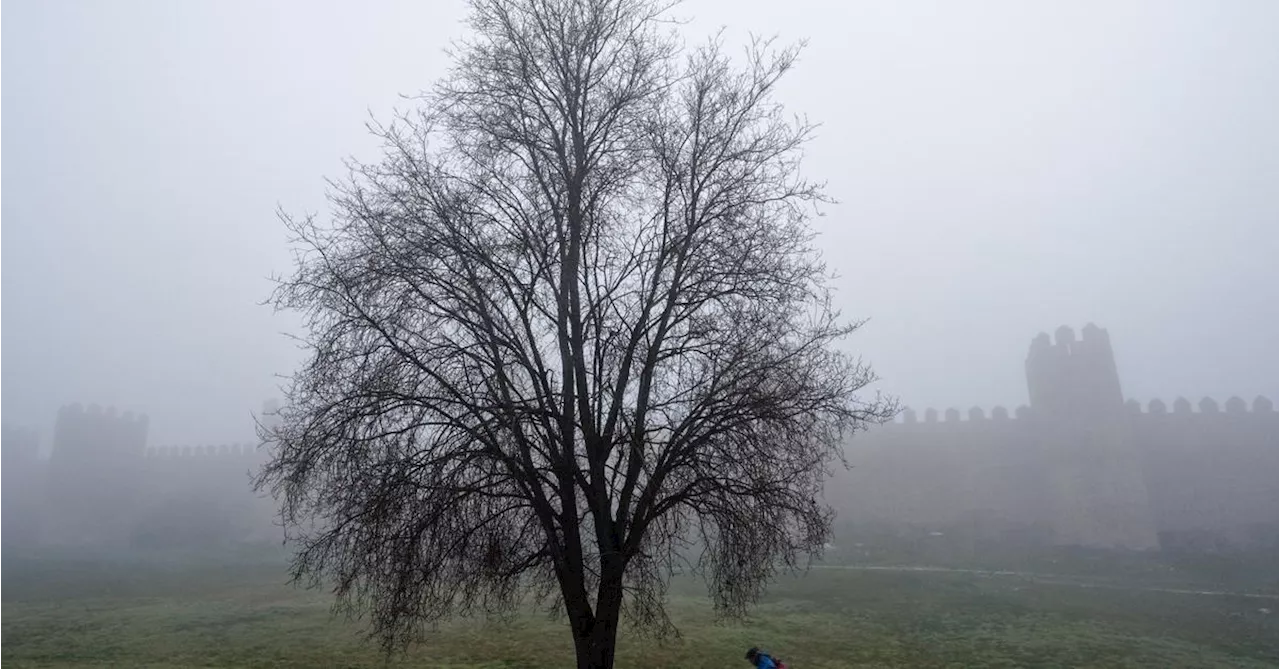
[3,548,1275,668]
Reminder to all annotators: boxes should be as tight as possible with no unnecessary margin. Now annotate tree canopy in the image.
[256,1,893,666]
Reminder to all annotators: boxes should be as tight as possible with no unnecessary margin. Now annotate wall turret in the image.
[1025,323,1125,419]
[1024,324,1157,550]
[44,403,151,547]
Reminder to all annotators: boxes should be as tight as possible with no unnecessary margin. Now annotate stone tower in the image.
[1025,324,1158,550]
[44,404,150,546]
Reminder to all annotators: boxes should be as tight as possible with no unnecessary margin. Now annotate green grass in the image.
[2,554,1275,668]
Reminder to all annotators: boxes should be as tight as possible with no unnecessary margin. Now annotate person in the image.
[745,646,785,669]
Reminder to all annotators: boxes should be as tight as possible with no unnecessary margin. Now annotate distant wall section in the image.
[830,325,1277,553]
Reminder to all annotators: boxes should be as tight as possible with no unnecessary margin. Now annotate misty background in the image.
[3,0,1276,447]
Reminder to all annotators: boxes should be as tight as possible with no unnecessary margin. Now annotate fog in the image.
[4,0,1275,447]
[3,3,1277,667]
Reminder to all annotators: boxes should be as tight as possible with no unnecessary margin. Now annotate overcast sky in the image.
[3,0,1276,447]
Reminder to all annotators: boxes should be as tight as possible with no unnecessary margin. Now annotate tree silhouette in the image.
[256,1,893,666]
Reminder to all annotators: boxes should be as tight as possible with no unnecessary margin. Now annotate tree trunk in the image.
[576,610,620,669]
[569,568,624,669]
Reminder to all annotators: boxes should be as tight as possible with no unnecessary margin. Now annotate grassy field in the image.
[2,552,1276,668]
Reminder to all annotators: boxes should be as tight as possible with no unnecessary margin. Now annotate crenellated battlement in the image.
[145,443,261,459]
[1025,323,1126,417]
[888,404,1034,425]
[883,394,1276,428]
[1126,395,1277,416]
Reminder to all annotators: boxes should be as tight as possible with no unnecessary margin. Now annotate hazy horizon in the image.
[4,0,1276,447]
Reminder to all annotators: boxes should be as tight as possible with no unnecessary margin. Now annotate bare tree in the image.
[256,0,894,666]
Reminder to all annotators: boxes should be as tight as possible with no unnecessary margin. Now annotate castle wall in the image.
[14,403,280,550]
[830,325,1277,554]
[828,407,1049,534]
[833,395,1277,553]
[1130,397,1278,551]
[133,443,278,546]
[2,425,43,546]
[9,328,1276,556]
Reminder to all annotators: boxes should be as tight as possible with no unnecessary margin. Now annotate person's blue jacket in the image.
[753,654,778,669]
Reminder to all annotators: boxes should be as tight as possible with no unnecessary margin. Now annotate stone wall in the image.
[830,325,1277,553]
[1,425,42,545]
[5,326,1275,555]
[3,402,279,550]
